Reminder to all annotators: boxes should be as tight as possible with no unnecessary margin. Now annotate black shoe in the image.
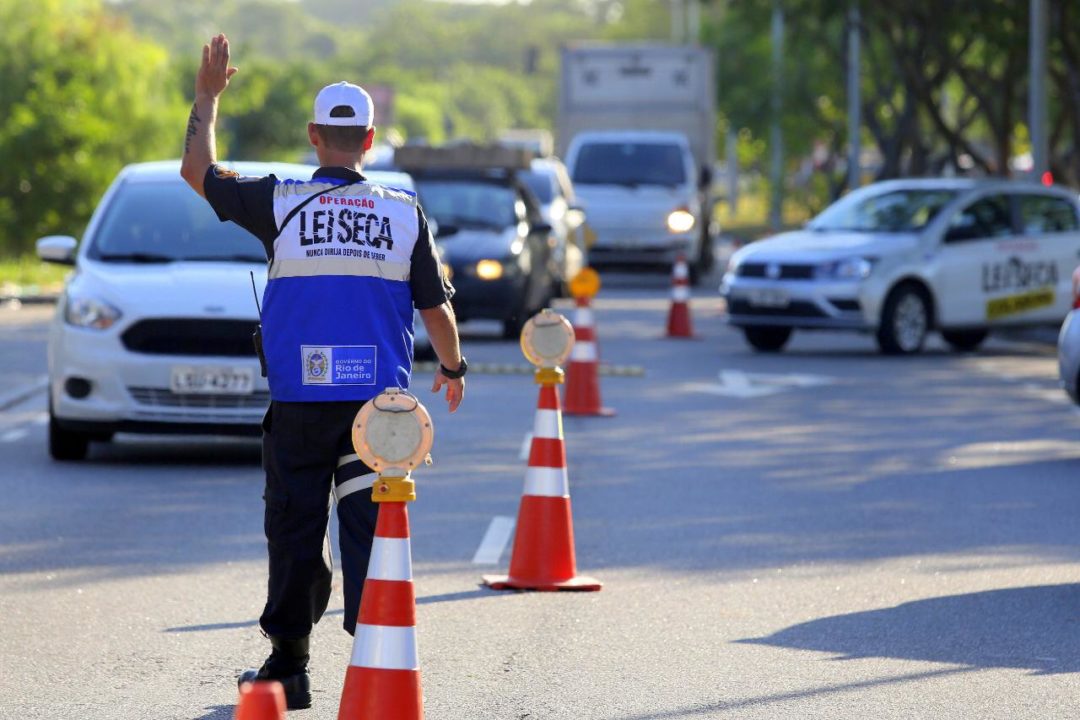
[238,636,312,710]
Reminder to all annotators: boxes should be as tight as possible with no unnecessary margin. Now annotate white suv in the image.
[721,179,1080,354]
[37,160,314,460]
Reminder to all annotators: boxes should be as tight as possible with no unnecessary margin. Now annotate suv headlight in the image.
[64,295,122,330]
[666,209,696,234]
[816,257,876,281]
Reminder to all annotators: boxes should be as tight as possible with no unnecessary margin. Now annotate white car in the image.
[722,179,1080,354]
[519,157,587,288]
[36,161,427,461]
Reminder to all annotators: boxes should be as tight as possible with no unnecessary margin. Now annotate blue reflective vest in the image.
[262,179,420,402]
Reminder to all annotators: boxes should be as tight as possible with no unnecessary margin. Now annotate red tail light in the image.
[1073,293,1080,310]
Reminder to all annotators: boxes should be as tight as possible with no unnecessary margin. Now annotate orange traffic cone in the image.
[564,296,615,417]
[666,253,695,338]
[483,368,601,591]
[338,498,423,720]
[236,681,286,720]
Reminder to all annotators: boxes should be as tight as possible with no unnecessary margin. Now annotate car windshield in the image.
[571,142,686,187]
[88,180,267,262]
[809,188,959,233]
[415,179,517,232]
[520,171,554,204]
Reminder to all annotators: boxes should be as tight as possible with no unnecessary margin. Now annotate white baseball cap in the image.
[313,81,374,127]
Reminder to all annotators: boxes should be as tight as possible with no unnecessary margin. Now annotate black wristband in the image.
[440,356,467,379]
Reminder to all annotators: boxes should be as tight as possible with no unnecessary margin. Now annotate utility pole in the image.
[671,0,686,43]
[687,0,701,44]
[1029,0,1048,182]
[847,3,861,191]
[769,1,784,230]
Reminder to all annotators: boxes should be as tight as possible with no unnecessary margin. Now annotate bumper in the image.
[721,275,875,331]
[50,322,269,430]
[1058,310,1080,403]
[448,267,528,321]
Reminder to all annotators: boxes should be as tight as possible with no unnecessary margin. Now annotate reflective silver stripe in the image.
[367,537,413,581]
[523,466,569,497]
[334,475,373,501]
[269,257,410,281]
[338,453,361,468]
[350,625,418,670]
[273,181,417,207]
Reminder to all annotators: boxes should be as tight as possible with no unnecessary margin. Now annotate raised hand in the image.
[195,33,238,99]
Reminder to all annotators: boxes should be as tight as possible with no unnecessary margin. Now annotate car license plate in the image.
[170,366,254,395]
[747,288,791,308]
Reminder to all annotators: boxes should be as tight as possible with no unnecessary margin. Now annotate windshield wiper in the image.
[184,254,267,263]
[97,252,174,263]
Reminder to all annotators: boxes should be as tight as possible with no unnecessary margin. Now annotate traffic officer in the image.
[180,34,466,710]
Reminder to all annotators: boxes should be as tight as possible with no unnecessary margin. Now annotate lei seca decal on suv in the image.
[722,178,1080,355]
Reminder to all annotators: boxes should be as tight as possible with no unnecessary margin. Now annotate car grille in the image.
[128,387,270,409]
[122,319,258,357]
[737,263,815,280]
[728,299,827,318]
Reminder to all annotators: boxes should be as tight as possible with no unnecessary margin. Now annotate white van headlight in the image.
[666,209,696,234]
[816,257,876,281]
[64,295,122,330]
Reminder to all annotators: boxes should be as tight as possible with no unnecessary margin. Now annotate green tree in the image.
[0,0,185,257]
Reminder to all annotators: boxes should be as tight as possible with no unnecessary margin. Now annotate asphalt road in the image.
[1,271,1079,719]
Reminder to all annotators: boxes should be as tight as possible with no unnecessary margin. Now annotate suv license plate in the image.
[170,366,254,395]
[747,289,791,308]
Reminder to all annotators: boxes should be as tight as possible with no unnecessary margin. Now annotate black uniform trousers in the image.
[258,400,379,640]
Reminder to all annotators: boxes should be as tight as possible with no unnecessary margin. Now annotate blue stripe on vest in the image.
[262,275,414,402]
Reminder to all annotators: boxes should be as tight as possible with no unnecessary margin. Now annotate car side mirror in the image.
[36,235,78,265]
[565,206,586,227]
[699,165,713,189]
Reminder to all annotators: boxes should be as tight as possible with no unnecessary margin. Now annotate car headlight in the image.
[64,295,122,330]
[475,259,505,281]
[816,257,876,281]
[666,209,696,234]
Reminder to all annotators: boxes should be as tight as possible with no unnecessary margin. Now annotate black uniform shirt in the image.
[202,164,454,309]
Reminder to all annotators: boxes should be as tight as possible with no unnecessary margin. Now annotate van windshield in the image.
[572,142,686,188]
[809,188,959,233]
[88,180,267,262]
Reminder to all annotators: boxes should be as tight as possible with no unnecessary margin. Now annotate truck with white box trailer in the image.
[558,44,718,280]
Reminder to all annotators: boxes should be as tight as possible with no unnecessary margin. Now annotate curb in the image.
[0,377,48,412]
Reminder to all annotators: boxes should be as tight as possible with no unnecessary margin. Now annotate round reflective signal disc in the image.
[568,267,601,299]
[351,388,434,473]
[520,309,575,368]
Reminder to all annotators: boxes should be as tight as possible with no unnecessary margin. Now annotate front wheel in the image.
[877,285,931,355]
[49,413,89,461]
[743,326,792,352]
[941,329,988,352]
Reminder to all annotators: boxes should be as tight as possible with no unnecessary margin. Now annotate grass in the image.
[0,255,70,296]
[715,189,812,243]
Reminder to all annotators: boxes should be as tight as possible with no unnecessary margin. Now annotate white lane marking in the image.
[0,376,48,411]
[1,429,28,443]
[31,413,48,426]
[519,432,533,461]
[472,516,515,565]
[692,370,835,399]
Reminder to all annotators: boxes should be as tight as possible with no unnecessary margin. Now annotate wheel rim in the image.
[894,293,927,351]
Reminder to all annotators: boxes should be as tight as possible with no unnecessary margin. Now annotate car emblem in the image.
[766,263,782,280]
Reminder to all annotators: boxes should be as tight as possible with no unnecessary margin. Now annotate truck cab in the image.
[565,130,703,279]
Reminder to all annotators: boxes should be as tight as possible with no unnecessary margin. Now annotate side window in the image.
[944,195,1014,243]
[1017,194,1080,234]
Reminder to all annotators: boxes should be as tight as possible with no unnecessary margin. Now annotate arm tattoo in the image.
[183,102,200,156]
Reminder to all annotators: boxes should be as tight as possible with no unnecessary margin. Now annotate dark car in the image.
[413,170,559,338]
